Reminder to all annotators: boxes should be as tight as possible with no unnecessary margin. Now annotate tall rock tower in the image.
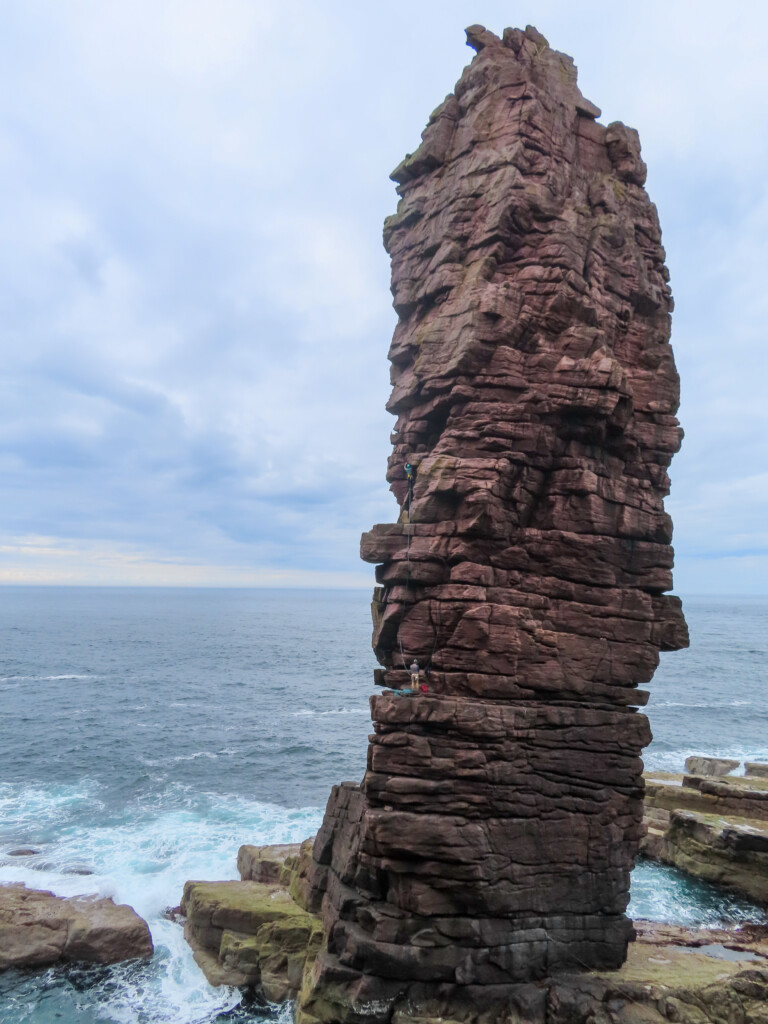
[300,25,688,1023]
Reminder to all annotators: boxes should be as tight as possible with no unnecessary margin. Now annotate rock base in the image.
[297,922,768,1024]
[0,883,153,970]
[183,840,768,1023]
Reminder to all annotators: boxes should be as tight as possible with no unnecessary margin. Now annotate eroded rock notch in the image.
[301,24,688,1020]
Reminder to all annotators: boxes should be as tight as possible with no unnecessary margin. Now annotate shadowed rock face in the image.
[301,24,688,1019]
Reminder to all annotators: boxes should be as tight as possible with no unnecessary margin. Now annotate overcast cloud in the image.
[1,0,767,592]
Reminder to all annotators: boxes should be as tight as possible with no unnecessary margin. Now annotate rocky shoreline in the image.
[642,757,768,904]
[3,758,767,1021]
[175,779,768,1024]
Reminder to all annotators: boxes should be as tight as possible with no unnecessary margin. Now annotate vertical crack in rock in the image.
[300,24,688,1023]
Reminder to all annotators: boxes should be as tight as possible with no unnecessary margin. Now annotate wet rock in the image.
[747,762,768,779]
[6,848,40,857]
[163,905,184,924]
[0,883,153,970]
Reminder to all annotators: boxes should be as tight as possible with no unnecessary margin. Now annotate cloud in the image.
[0,0,767,588]
[0,535,371,587]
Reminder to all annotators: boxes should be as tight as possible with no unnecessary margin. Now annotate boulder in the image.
[746,762,768,779]
[684,756,739,777]
[237,843,301,884]
[0,883,153,970]
[643,770,768,848]
[641,769,768,873]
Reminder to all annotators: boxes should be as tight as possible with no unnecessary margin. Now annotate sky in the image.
[1,1,767,593]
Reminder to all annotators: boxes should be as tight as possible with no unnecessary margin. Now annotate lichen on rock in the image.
[181,877,323,999]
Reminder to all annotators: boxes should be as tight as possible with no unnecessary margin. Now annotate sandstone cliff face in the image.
[301,25,688,1021]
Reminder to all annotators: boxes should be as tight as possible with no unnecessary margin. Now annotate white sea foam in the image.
[652,699,754,708]
[291,707,370,717]
[0,674,94,681]
[168,751,220,763]
[644,747,768,774]
[0,780,104,838]
[0,781,325,1023]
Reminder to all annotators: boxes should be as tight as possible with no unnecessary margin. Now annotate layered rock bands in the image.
[301,24,689,1021]
[642,763,768,903]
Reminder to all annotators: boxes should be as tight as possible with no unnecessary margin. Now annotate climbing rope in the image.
[397,463,415,670]
[395,462,446,680]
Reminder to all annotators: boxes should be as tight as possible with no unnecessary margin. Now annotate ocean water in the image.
[1,587,767,1023]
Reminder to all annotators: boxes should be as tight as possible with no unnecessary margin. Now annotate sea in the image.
[1,587,767,1024]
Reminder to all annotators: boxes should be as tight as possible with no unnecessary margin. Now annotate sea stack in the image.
[300,24,688,1021]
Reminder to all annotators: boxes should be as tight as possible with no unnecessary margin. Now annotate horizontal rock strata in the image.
[389,922,768,1024]
[642,769,768,860]
[185,844,768,1023]
[0,884,152,970]
[299,22,687,1020]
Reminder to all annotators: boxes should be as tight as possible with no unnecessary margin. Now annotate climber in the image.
[409,659,421,689]
[405,462,415,513]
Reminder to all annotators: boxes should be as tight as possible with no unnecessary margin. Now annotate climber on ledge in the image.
[409,659,421,688]
[404,462,415,513]
[389,661,428,697]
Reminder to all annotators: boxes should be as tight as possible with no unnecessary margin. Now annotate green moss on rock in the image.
[181,878,323,998]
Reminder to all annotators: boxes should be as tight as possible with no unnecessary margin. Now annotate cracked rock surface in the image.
[299,23,689,1022]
